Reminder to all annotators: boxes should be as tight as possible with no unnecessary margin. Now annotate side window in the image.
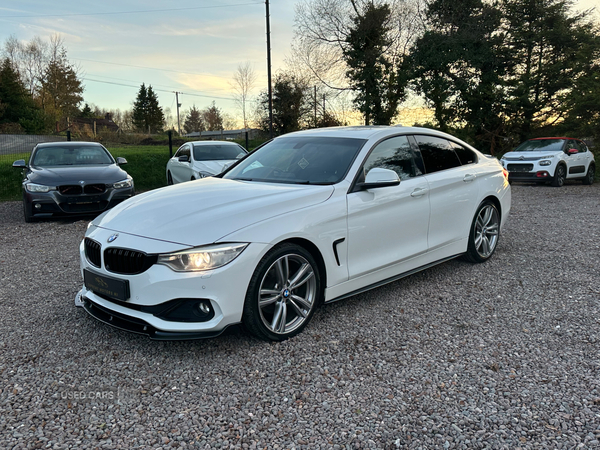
[414,135,461,174]
[173,145,185,158]
[567,140,580,152]
[579,141,588,152]
[181,145,191,160]
[449,141,477,165]
[362,135,418,181]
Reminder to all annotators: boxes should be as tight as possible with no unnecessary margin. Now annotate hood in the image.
[28,164,129,185]
[95,177,334,246]
[193,160,235,175]
[502,151,560,161]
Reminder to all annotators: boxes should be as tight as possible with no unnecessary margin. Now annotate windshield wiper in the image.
[232,177,253,181]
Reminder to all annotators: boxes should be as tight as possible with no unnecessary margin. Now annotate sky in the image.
[0,0,598,127]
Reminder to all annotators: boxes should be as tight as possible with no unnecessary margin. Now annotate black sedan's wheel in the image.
[167,172,173,185]
[243,243,321,341]
[551,164,566,187]
[23,198,34,223]
[463,201,500,263]
[582,164,595,185]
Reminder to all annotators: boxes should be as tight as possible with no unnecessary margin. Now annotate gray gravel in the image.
[1,183,600,449]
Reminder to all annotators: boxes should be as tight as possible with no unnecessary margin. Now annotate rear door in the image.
[412,135,480,250]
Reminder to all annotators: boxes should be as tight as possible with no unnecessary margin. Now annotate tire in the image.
[167,172,173,185]
[551,164,566,187]
[463,201,500,263]
[582,164,595,185]
[23,199,34,223]
[242,243,322,341]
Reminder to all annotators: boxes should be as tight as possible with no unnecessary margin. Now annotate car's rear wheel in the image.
[463,201,500,263]
[582,164,595,185]
[167,172,173,185]
[243,243,321,341]
[551,164,566,187]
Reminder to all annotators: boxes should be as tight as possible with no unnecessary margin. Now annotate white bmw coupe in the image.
[77,126,511,341]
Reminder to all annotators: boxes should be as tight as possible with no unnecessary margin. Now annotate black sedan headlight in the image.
[113,176,133,189]
[25,183,56,193]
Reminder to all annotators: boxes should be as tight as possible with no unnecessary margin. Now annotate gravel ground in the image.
[1,183,599,450]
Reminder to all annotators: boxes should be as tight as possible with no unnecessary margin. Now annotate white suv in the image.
[500,137,595,187]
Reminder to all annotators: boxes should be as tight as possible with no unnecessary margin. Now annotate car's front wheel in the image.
[463,201,500,263]
[23,196,34,223]
[167,172,173,185]
[243,243,321,341]
[582,164,595,185]
[551,164,566,187]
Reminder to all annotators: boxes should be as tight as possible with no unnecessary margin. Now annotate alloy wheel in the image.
[474,204,499,258]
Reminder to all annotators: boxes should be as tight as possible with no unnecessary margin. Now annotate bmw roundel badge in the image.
[107,233,119,243]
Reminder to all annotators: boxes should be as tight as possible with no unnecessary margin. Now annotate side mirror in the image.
[178,155,190,163]
[358,168,400,190]
[116,157,128,165]
[13,159,27,169]
[567,148,578,155]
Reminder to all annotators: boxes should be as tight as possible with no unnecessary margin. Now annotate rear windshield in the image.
[193,144,247,161]
[31,145,114,166]
[513,139,565,152]
[224,136,366,185]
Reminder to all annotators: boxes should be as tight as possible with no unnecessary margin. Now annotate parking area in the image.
[1,183,599,449]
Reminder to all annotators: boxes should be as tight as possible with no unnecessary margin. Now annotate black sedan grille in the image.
[84,238,102,268]
[507,164,534,172]
[104,247,157,275]
[59,184,107,195]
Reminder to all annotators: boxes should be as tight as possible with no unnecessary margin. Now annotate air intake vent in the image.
[104,247,157,275]
[84,238,102,267]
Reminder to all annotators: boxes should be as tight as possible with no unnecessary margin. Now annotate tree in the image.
[410,0,505,151]
[202,102,224,131]
[0,58,44,132]
[231,62,256,129]
[183,105,205,133]
[343,1,406,125]
[132,83,164,133]
[501,0,600,141]
[257,73,310,135]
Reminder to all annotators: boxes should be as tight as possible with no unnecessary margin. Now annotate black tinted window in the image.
[363,135,418,181]
[450,141,477,165]
[414,135,461,173]
[193,144,246,161]
[32,145,113,166]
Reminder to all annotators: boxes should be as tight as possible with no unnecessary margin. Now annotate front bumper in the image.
[25,186,134,218]
[78,228,270,339]
[503,161,555,182]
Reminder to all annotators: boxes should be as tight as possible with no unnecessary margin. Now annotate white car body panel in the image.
[78,126,511,339]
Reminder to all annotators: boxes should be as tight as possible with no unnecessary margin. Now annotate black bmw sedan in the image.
[13,141,135,222]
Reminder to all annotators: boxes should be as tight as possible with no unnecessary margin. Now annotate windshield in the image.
[223,136,366,184]
[193,144,247,161]
[31,145,114,166]
[513,139,565,152]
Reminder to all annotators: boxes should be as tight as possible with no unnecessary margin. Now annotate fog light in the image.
[198,302,211,314]
[34,203,42,209]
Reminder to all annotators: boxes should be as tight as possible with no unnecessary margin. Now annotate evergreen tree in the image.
[132,83,164,133]
[183,105,205,133]
[202,102,224,131]
[0,58,44,132]
[257,73,309,135]
[343,2,405,125]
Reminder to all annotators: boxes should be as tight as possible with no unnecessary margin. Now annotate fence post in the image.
[168,130,173,157]
[67,130,71,141]
[245,131,249,150]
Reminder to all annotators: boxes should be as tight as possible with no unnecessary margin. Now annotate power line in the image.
[74,57,232,80]
[1,2,262,19]
[82,77,236,102]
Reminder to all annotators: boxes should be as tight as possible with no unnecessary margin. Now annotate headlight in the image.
[113,177,133,189]
[539,160,551,166]
[157,243,248,272]
[197,171,213,179]
[25,183,54,193]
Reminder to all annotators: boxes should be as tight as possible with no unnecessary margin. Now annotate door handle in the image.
[410,188,428,198]
[463,174,476,182]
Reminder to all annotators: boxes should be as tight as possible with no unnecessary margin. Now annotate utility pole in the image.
[265,0,273,138]
[175,92,182,136]
[314,86,317,127]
